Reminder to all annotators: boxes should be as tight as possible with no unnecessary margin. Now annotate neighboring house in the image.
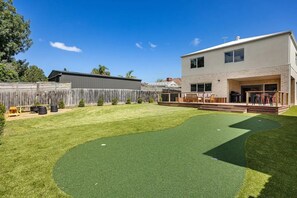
[181,31,297,105]
[48,70,142,90]
[141,77,182,92]
[149,81,180,88]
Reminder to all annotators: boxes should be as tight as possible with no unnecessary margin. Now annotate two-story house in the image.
[181,31,297,105]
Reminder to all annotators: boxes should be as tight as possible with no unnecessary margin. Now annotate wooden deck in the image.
[158,102,289,115]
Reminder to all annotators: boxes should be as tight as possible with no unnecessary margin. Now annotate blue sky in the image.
[15,0,297,82]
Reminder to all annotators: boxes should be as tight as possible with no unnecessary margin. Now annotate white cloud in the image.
[50,41,82,52]
[191,38,201,46]
[135,42,143,49]
[148,42,157,48]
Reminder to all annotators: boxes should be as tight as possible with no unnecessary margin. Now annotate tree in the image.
[125,70,136,79]
[156,78,163,82]
[91,65,110,76]
[0,0,33,62]
[13,59,29,80]
[22,65,47,82]
[0,63,18,82]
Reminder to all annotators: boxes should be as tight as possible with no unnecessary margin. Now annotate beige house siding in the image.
[182,32,297,105]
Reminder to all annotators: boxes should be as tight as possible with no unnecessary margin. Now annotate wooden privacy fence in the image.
[0,89,160,109]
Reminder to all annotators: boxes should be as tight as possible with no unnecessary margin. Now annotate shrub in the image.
[58,100,65,109]
[0,103,6,114]
[0,103,5,136]
[78,99,85,107]
[137,97,143,104]
[149,97,154,103]
[0,113,4,136]
[112,98,118,105]
[126,98,131,104]
[97,97,104,106]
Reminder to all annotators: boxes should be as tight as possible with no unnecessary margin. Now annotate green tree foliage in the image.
[156,78,163,82]
[91,65,110,76]
[125,70,136,79]
[13,59,29,79]
[0,63,18,82]
[22,65,47,82]
[0,0,32,61]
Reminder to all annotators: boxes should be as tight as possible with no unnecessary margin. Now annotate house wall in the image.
[181,33,296,104]
[182,34,289,78]
[58,74,141,90]
[289,37,297,105]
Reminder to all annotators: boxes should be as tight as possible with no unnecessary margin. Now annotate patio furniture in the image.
[8,106,20,117]
[204,93,215,103]
[184,93,202,102]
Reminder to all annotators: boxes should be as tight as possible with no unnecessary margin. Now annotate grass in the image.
[0,104,205,197]
[0,104,297,197]
[237,106,297,197]
[53,114,279,197]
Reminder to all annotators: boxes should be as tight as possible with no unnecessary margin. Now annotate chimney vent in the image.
[166,77,173,82]
[236,36,240,41]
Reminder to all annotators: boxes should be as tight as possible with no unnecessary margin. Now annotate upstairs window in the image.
[234,49,244,62]
[225,48,244,63]
[190,57,204,68]
[225,51,234,63]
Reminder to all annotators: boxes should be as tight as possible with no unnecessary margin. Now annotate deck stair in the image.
[198,104,247,113]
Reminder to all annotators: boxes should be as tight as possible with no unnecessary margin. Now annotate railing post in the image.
[276,92,279,107]
[203,92,205,104]
[281,93,284,106]
[246,91,249,106]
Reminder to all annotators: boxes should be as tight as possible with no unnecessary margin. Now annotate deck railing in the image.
[159,92,221,103]
[245,91,288,107]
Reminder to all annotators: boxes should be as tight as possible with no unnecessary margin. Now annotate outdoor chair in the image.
[204,93,215,103]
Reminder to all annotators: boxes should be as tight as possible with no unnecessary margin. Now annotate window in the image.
[234,49,244,62]
[198,84,205,92]
[197,57,204,68]
[190,56,204,68]
[295,53,297,65]
[265,84,277,91]
[190,59,197,68]
[190,83,212,92]
[225,48,244,63]
[225,51,233,63]
[205,83,212,91]
[191,84,197,92]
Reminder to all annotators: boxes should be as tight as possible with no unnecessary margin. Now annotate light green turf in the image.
[53,114,280,198]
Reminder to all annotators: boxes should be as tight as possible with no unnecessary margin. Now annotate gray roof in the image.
[48,70,142,82]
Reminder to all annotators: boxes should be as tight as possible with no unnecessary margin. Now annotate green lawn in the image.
[0,104,297,197]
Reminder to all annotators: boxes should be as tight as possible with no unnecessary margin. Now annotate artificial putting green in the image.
[53,114,280,197]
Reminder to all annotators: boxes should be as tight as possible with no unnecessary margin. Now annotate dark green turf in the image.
[53,114,280,198]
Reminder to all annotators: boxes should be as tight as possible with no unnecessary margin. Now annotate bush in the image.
[126,98,131,104]
[112,98,118,105]
[149,97,154,103]
[0,103,6,114]
[58,100,65,109]
[0,114,4,136]
[78,99,85,107]
[0,103,5,136]
[137,97,143,104]
[97,97,104,106]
